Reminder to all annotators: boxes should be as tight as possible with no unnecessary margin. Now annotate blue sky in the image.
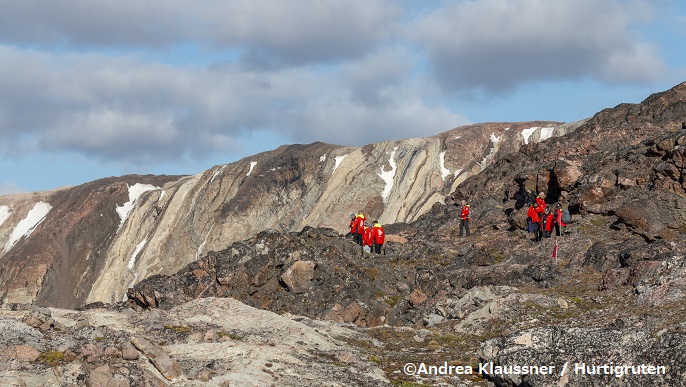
[1,0,685,194]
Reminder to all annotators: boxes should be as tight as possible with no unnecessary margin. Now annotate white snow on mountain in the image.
[539,127,555,142]
[379,147,398,203]
[210,166,226,182]
[521,127,539,144]
[127,238,147,271]
[116,183,160,229]
[246,161,257,176]
[332,155,348,175]
[0,205,10,228]
[3,201,52,253]
[439,151,451,180]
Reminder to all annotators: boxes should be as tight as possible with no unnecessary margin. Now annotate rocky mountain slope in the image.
[0,120,577,308]
[2,82,686,386]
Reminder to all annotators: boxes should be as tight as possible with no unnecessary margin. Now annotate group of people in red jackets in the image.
[349,212,386,254]
[526,192,567,242]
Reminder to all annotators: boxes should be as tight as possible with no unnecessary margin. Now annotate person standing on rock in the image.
[553,203,567,236]
[527,202,541,242]
[362,222,373,253]
[348,213,356,238]
[372,221,385,254]
[536,192,546,216]
[354,212,366,245]
[543,208,554,238]
[459,200,471,237]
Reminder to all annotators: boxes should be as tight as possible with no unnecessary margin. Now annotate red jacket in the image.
[363,227,373,246]
[535,197,546,214]
[460,205,471,221]
[354,215,365,234]
[528,205,541,223]
[554,209,567,227]
[372,223,385,245]
[544,213,554,232]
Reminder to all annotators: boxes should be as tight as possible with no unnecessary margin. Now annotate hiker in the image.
[348,213,356,237]
[372,221,385,254]
[362,222,373,253]
[525,189,536,205]
[554,203,569,236]
[354,212,366,245]
[535,192,546,216]
[459,200,471,236]
[527,202,541,242]
[543,208,554,238]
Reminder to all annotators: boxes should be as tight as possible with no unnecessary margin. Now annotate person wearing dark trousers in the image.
[372,221,385,254]
[459,200,471,237]
[527,202,541,242]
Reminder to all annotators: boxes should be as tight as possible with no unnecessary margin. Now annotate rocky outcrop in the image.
[480,327,686,386]
[0,298,390,386]
[0,121,574,308]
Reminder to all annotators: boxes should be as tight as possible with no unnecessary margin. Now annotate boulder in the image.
[280,260,316,293]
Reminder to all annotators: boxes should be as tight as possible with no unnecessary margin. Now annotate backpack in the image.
[562,208,571,223]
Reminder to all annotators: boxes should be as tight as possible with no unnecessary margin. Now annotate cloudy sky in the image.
[1,0,685,194]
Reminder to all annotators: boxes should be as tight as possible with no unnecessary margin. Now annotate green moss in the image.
[163,325,192,334]
[218,330,245,341]
[385,295,402,307]
[363,267,379,282]
[36,350,65,366]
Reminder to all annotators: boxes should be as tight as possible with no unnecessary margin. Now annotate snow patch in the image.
[158,190,166,202]
[454,136,461,140]
[3,201,52,253]
[0,205,10,228]
[439,151,451,180]
[504,127,510,131]
[477,133,503,171]
[246,161,257,176]
[454,168,463,177]
[127,238,147,271]
[378,147,398,203]
[210,166,226,182]
[320,154,327,162]
[539,127,555,142]
[332,155,348,175]
[116,184,160,230]
[521,127,539,145]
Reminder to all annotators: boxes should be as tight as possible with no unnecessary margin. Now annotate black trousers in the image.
[532,222,541,241]
[459,219,470,236]
[374,243,382,254]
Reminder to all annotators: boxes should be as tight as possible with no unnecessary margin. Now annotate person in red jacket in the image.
[459,200,471,237]
[553,203,567,236]
[535,192,546,216]
[543,208,554,238]
[354,212,366,245]
[527,202,541,242]
[362,222,373,252]
[348,213,356,236]
[371,221,385,254]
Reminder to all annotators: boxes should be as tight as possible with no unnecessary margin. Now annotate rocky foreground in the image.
[0,297,390,386]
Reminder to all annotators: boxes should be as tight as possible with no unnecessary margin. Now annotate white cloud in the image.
[0,44,466,164]
[0,0,401,66]
[411,0,665,93]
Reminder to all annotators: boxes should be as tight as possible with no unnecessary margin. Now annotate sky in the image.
[1,0,685,194]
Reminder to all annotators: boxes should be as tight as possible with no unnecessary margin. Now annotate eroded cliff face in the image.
[0,121,577,308]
